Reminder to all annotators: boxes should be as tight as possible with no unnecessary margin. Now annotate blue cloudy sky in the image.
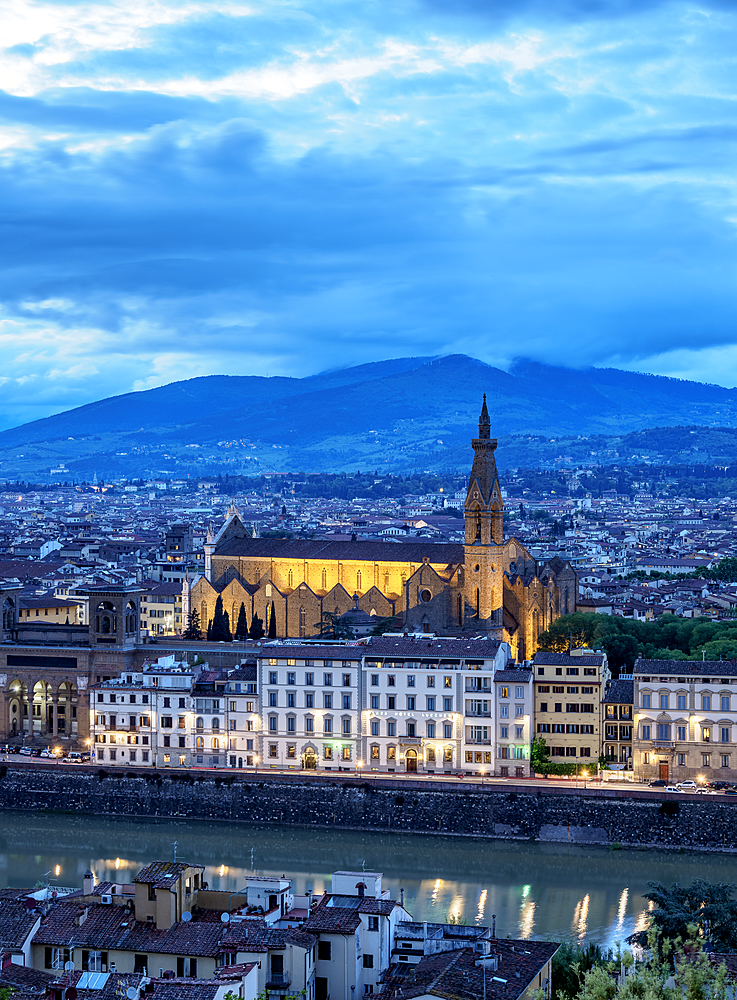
[1,0,737,427]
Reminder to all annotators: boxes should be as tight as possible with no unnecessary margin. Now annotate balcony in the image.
[465,684,491,693]
[266,974,291,988]
[464,738,492,746]
[465,711,491,718]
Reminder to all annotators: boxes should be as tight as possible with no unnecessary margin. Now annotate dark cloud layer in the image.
[0,0,735,426]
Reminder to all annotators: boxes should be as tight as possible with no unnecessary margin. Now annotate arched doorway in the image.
[303,748,317,770]
[405,748,418,773]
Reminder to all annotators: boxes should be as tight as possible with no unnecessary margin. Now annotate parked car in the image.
[649,779,668,787]
[709,781,730,790]
[39,748,55,759]
[19,747,33,756]
[665,786,681,793]
[62,752,84,763]
[7,745,19,754]
[677,780,698,790]
[31,748,43,757]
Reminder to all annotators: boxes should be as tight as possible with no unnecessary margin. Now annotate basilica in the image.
[186,399,577,660]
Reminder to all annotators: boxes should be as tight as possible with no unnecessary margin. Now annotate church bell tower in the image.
[463,395,504,634]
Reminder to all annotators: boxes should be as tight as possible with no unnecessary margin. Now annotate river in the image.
[0,811,731,949]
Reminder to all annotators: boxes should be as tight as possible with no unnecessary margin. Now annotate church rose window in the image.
[420,589,432,603]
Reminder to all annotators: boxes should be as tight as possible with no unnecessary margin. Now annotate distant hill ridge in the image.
[1,354,737,478]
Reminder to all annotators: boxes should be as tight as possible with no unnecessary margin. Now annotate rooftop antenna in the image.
[172,841,178,862]
[250,846,255,872]
[360,859,366,873]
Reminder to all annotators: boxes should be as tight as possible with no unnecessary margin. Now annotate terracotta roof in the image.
[380,940,560,1000]
[134,861,200,887]
[33,902,224,957]
[0,897,40,950]
[533,652,605,666]
[494,669,532,682]
[635,659,737,676]
[220,922,317,952]
[364,638,501,658]
[303,894,400,935]
[602,680,634,704]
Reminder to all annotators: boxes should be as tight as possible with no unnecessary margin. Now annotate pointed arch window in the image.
[356,570,362,590]
[288,569,294,588]
[321,569,327,590]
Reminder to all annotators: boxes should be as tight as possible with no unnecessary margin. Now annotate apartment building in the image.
[632,659,737,782]
[90,657,195,768]
[532,650,610,763]
[494,667,533,778]
[141,583,182,636]
[361,637,512,775]
[602,678,633,770]
[258,645,362,770]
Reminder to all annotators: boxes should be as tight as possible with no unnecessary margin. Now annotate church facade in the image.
[186,399,577,660]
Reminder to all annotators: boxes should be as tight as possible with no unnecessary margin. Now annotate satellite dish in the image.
[64,960,75,971]
[181,911,192,923]
[127,988,139,999]
[221,912,230,923]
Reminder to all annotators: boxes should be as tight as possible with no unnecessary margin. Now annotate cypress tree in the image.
[206,618,213,641]
[235,602,248,640]
[267,601,277,638]
[249,613,265,640]
[183,608,202,640]
[211,595,231,642]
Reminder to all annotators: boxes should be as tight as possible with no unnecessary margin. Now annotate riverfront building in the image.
[632,658,737,783]
[532,650,610,764]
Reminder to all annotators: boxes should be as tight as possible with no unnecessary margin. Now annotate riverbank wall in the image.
[1,764,734,852]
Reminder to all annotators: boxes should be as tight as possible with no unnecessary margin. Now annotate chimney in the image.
[491,914,497,943]
[400,888,404,907]
[83,869,95,896]
[423,921,427,940]
[2,952,12,971]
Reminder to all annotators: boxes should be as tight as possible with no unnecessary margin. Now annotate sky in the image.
[1,0,737,428]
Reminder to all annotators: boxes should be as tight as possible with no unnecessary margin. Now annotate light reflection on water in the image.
[0,811,734,948]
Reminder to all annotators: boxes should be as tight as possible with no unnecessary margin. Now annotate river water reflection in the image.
[0,811,733,948]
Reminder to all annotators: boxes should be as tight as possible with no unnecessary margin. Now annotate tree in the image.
[313,610,353,640]
[531,735,549,773]
[182,608,203,640]
[536,612,598,654]
[249,613,265,640]
[235,602,248,640]
[629,879,737,952]
[206,618,213,641]
[267,601,277,638]
[210,595,232,642]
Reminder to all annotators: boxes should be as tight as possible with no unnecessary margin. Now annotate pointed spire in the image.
[478,394,491,440]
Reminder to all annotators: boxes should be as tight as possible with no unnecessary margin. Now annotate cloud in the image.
[0,0,734,427]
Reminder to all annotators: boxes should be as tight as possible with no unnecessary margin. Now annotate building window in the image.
[324,746,333,760]
[444,723,453,739]
[324,694,333,710]
[702,754,711,767]
[368,916,379,931]
[703,726,711,743]
[677,695,687,711]
[269,744,278,758]
[722,755,730,768]
[269,671,278,685]
[387,721,396,737]
[371,696,380,709]
[371,744,380,760]
[702,695,712,711]
[443,746,452,762]
[318,942,331,961]
[371,675,379,686]
[342,718,351,735]
[426,696,436,711]
[342,746,351,760]
[722,728,731,744]
[427,722,435,738]
[722,696,731,712]
[677,726,687,741]
[677,753,686,766]
[642,694,651,709]
[659,694,668,710]
[363,955,374,968]
[388,745,396,760]
[371,720,380,736]
[324,717,333,734]
[642,725,651,740]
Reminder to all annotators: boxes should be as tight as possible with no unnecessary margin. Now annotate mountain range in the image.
[3,354,737,480]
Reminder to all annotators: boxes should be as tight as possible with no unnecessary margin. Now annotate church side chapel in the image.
[185,399,577,660]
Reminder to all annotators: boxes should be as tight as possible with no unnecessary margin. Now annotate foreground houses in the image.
[0,860,560,1000]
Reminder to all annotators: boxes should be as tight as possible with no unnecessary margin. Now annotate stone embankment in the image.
[1,764,733,852]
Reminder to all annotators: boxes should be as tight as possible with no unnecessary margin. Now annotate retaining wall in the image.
[0,765,733,852]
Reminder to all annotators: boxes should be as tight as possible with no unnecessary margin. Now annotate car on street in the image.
[664,786,681,793]
[649,779,668,787]
[39,748,55,759]
[709,781,731,790]
[19,747,32,756]
[677,780,698,790]
[62,752,84,763]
